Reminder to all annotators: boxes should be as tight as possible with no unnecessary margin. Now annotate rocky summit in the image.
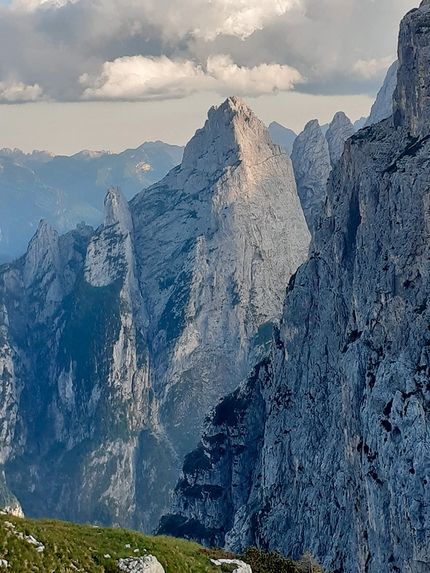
[0,97,309,532]
[290,119,331,229]
[162,4,430,572]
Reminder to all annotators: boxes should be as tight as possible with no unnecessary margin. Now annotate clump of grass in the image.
[241,547,331,573]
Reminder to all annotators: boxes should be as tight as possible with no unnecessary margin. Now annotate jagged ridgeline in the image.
[0,97,310,532]
[161,3,430,573]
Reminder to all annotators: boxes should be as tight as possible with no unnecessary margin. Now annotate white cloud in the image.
[8,0,301,40]
[80,54,304,101]
[207,55,304,95]
[0,0,419,103]
[0,79,44,102]
[189,0,302,40]
[80,56,211,101]
[10,0,75,12]
[353,56,394,80]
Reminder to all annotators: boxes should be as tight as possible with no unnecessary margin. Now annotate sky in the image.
[0,0,419,155]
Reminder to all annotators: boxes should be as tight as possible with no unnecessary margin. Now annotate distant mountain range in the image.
[0,142,184,260]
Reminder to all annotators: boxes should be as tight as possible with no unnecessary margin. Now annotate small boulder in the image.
[117,555,165,573]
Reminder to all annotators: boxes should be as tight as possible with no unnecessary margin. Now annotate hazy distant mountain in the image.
[365,61,397,127]
[268,121,297,156]
[353,116,367,131]
[0,141,184,259]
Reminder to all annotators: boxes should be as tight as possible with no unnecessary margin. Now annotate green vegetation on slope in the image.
[0,514,332,573]
[0,514,226,573]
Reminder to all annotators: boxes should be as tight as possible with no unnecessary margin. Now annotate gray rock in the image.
[211,558,252,573]
[165,4,430,573]
[325,111,355,166]
[117,555,165,573]
[365,61,398,128]
[291,120,331,230]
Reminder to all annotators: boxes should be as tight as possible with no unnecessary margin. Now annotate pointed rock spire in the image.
[181,96,277,180]
[325,111,354,166]
[104,186,133,232]
[23,219,60,288]
[291,119,331,229]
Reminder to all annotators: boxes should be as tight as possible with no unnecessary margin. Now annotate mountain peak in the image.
[325,111,354,166]
[181,96,277,177]
[103,186,133,232]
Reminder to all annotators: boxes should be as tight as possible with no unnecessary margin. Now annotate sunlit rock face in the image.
[164,5,430,572]
[131,96,310,460]
[0,97,310,532]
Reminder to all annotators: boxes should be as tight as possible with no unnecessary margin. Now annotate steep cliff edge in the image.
[163,4,430,573]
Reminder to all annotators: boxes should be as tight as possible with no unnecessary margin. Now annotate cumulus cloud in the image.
[0,78,44,102]
[80,56,211,101]
[353,56,395,80]
[80,54,304,101]
[0,0,419,102]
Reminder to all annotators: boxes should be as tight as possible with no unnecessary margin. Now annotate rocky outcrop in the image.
[325,112,355,166]
[117,555,165,573]
[290,120,331,229]
[365,61,398,127]
[211,558,252,573]
[164,3,430,572]
[0,98,309,532]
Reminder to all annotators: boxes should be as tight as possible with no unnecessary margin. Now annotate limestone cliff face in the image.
[131,96,310,459]
[0,98,309,531]
[164,4,430,572]
[290,120,331,229]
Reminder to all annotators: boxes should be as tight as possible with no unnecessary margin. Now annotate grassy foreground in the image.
[0,513,232,573]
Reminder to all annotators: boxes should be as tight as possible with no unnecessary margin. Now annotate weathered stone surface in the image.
[211,558,252,573]
[291,120,331,230]
[165,4,430,572]
[365,61,398,127]
[117,555,165,573]
[132,96,310,461]
[325,111,355,166]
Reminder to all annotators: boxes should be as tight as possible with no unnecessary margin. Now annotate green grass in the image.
[0,514,231,573]
[0,515,332,573]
